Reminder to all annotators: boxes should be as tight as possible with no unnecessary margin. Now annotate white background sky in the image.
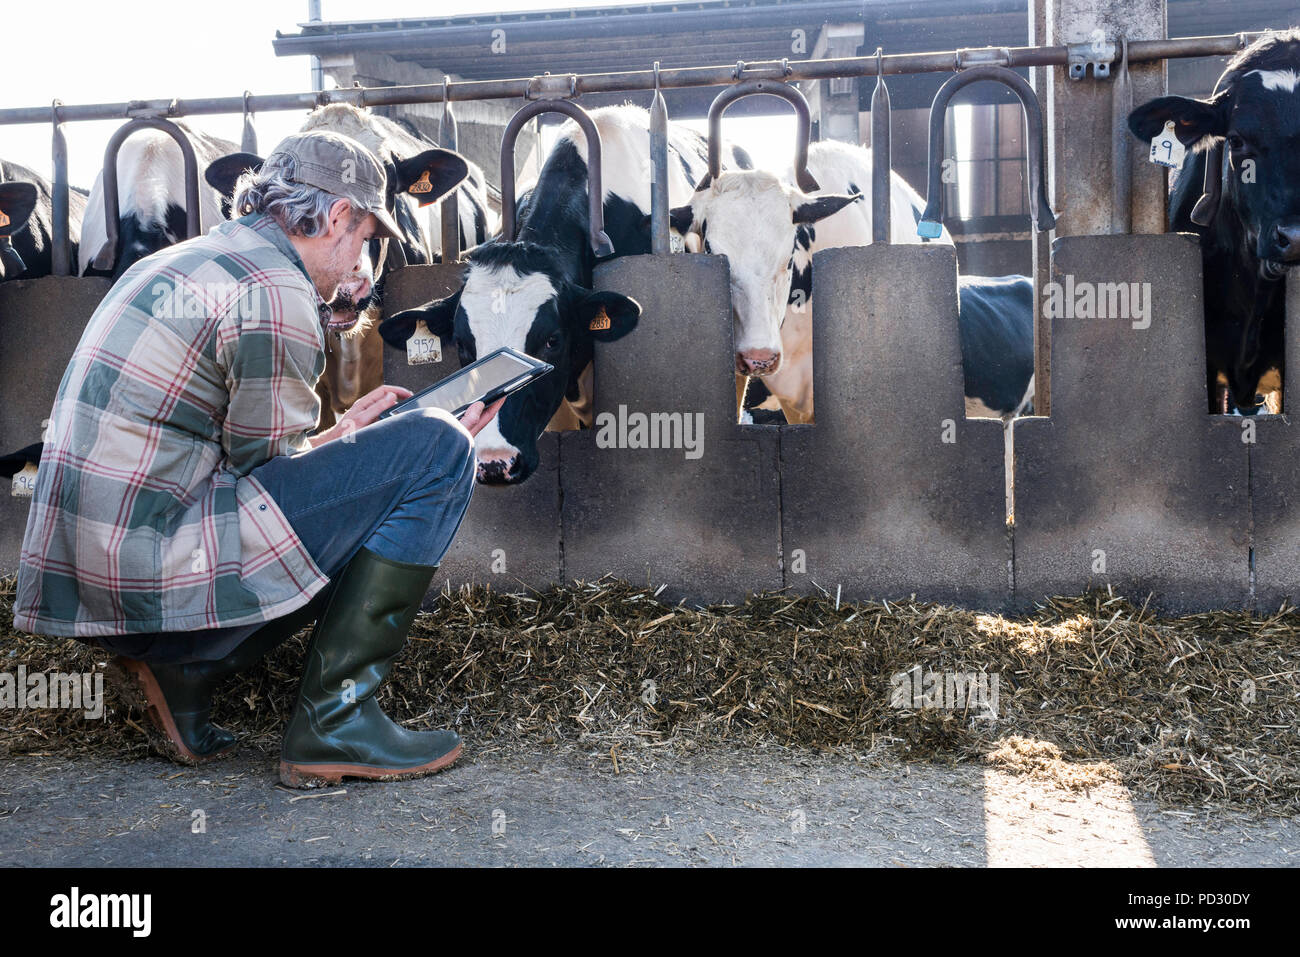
[3,0,797,187]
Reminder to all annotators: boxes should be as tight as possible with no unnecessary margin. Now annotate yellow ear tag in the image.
[0,210,10,230]
[589,307,611,332]
[408,170,433,193]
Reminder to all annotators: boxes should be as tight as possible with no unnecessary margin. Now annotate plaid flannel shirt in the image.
[13,213,334,637]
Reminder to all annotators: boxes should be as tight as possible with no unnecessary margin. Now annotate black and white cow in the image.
[380,104,753,484]
[79,122,236,282]
[667,139,1038,423]
[957,275,1035,419]
[0,160,87,282]
[204,104,488,429]
[1128,28,1300,414]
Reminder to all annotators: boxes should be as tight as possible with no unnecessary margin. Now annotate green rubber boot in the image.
[111,589,330,765]
[279,546,461,788]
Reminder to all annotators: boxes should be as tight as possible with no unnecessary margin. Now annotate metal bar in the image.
[702,79,818,192]
[648,63,670,256]
[240,91,258,154]
[50,101,71,276]
[499,99,613,258]
[918,65,1055,239]
[1030,0,1051,419]
[91,117,202,273]
[0,33,1268,127]
[870,48,892,244]
[1111,39,1133,235]
[439,77,460,262]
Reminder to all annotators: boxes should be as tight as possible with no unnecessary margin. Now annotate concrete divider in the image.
[562,254,782,603]
[0,276,111,576]
[378,263,561,601]
[780,244,1009,606]
[1012,233,1249,613]
[1249,272,1300,612]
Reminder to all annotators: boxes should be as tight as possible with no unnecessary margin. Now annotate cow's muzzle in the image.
[476,448,523,485]
[736,350,781,376]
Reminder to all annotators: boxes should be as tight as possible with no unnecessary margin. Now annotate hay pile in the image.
[2,574,1297,813]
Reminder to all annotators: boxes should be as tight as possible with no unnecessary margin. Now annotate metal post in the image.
[870,48,892,245]
[1050,0,1167,237]
[1030,0,1053,415]
[50,100,71,277]
[240,91,258,154]
[308,0,324,94]
[1110,40,1133,234]
[648,62,670,256]
[438,76,460,262]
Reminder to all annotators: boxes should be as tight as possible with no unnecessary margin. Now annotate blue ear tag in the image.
[916,220,943,240]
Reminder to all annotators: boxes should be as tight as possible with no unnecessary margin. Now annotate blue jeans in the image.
[96,408,476,663]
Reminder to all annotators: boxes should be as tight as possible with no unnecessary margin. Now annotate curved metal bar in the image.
[918,65,1055,238]
[870,48,892,244]
[700,79,818,193]
[499,98,613,258]
[92,116,202,272]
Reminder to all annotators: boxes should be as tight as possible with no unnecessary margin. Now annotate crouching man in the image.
[12,130,500,788]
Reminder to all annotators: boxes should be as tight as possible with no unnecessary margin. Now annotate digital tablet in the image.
[378,347,553,420]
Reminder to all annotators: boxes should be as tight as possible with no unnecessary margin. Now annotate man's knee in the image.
[402,407,475,482]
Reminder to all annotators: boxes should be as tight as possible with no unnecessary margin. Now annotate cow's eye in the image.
[545,332,562,351]
[1226,133,1247,152]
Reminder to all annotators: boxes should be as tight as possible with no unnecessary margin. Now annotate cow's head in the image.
[379,242,640,485]
[1128,31,1300,276]
[205,144,467,334]
[669,171,860,376]
[0,182,37,281]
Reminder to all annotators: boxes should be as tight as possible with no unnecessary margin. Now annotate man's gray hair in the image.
[231,152,368,237]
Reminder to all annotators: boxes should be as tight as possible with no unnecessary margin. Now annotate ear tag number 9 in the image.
[1149,120,1186,171]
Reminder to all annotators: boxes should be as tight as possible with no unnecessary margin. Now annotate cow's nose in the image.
[738,350,781,375]
[476,449,520,485]
[1273,223,1300,262]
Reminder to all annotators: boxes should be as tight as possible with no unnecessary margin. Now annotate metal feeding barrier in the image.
[5,25,1300,612]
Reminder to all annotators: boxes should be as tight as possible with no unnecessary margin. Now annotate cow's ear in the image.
[394,149,469,207]
[0,182,38,236]
[204,152,265,200]
[573,289,640,342]
[379,288,461,348]
[1128,95,1225,147]
[669,204,694,234]
[0,442,42,479]
[793,192,862,225]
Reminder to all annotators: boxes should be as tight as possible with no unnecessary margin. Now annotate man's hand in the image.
[307,385,412,447]
[459,397,506,438]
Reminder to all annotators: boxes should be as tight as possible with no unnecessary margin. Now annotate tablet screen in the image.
[392,350,542,417]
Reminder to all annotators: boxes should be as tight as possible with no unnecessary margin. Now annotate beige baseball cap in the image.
[266,130,403,241]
